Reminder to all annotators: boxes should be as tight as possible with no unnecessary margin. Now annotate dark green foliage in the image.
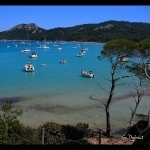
[0,20,150,42]
[0,99,40,144]
[138,38,150,55]
[135,113,149,121]
[101,38,138,57]
[126,120,148,137]
[125,38,150,78]
[0,99,23,123]
[61,123,89,144]
[7,120,40,144]
[126,113,149,137]
[0,100,92,145]
[38,122,65,145]
[97,38,140,137]
[62,123,89,140]
[126,63,149,78]
[37,122,91,145]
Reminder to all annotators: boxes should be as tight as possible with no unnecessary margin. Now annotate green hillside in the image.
[0,20,150,42]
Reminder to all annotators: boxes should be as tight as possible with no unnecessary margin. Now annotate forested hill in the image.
[0,20,150,42]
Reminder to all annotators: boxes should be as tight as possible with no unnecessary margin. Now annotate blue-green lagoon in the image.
[0,40,149,134]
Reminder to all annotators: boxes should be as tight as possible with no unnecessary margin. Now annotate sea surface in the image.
[0,40,149,134]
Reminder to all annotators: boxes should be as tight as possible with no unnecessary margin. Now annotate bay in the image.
[0,40,149,134]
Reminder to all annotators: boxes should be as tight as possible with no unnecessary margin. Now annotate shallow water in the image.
[0,40,149,134]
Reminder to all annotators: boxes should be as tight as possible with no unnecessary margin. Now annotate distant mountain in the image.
[0,23,46,40]
[8,23,43,34]
[0,20,150,42]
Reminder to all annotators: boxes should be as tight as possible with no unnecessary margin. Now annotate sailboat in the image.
[40,35,49,49]
[76,43,85,57]
[21,33,30,52]
[80,43,86,54]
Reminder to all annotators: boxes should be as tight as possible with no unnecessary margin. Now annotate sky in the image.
[0,5,149,32]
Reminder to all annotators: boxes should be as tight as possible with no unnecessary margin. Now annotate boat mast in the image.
[27,33,30,49]
[27,33,28,48]
[44,35,47,45]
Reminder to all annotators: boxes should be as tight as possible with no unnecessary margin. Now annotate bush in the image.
[61,123,90,145]
[38,122,65,145]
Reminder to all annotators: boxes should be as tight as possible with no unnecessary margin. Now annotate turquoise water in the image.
[0,40,149,134]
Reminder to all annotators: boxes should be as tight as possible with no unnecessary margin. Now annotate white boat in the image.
[30,52,37,58]
[72,46,77,48]
[61,59,67,64]
[77,43,86,56]
[81,70,95,78]
[15,44,17,47]
[21,48,30,52]
[6,46,10,48]
[21,33,30,52]
[81,43,88,51]
[24,62,34,72]
[57,47,62,50]
[80,50,86,54]
[119,57,129,62]
[37,45,41,48]
[41,45,49,49]
[77,52,84,57]
[41,63,46,66]
[41,36,50,49]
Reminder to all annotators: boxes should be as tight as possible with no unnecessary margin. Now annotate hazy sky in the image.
[0,5,149,31]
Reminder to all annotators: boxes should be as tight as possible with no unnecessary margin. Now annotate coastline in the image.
[1,93,149,136]
[0,40,149,142]
[0,39,105,44]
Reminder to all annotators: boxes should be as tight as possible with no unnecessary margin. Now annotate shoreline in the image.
[0,39,105,44]
[0,93,149,136]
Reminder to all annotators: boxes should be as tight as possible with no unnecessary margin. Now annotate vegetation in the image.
[0,99,40,144]
[125,38,150,145]
[0,100,93,145]
[0,20,150,42]
[1,34,150,143]
[89,37,150,138]
[38,122,65,145]
[90,39,138,137]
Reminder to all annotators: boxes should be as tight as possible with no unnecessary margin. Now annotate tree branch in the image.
[99,75,111,82]
[89,95,106,107]
[97,83,109,93]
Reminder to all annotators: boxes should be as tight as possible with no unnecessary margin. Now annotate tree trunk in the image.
[129,101,140,125]
[105,106,110,137]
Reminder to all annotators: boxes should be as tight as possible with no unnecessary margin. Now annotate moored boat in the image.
[21,33,30,52]
[24,62,34,72]
[119,56,129,62]
[30,52,37,58]
[57,47,62,50]
[61,59,67,64]
[41,63,46,66]
[77,52,84,57]
[41,45,49,49]
[80,50,86,54]
[81,70,94,78]
[21,48,30,52]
